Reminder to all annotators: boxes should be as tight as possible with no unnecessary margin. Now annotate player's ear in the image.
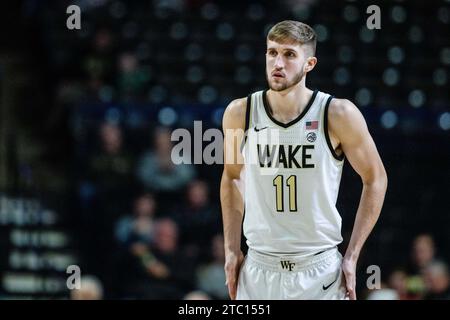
[303,57,317,72]
[304,56,317,73]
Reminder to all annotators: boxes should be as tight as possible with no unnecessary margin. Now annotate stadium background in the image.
[0,0,449,299]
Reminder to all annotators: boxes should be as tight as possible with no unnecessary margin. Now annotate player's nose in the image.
[273,55,285,69]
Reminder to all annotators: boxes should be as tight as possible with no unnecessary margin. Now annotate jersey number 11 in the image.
[273,175,298,212]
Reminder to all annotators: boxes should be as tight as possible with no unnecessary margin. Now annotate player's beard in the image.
[267,68,304,92]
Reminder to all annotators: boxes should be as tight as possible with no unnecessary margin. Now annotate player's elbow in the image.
[363,166,388,193]
[377,168,388,194]
[221,167,241,188]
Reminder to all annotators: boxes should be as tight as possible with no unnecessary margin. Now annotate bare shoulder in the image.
[224,97,247,119]
[328,98,367,128]
[328,98,360,120]
[328,98,369,145]
[222,97,247,129]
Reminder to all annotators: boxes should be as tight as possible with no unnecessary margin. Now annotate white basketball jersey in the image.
[242,89,345,257]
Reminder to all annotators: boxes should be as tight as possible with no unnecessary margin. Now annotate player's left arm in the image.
[328,98,388,300]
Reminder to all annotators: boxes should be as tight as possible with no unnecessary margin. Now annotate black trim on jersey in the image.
[240,93,252,152]
[262,89,318,128]
[324,95,345,161]
[241,208,248,254]
[244,93,252,133]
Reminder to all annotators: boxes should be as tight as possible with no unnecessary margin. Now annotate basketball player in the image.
[220,20,387,300]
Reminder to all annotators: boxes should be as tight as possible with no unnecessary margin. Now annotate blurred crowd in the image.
[364,234,450,300]
[75,122,225,299]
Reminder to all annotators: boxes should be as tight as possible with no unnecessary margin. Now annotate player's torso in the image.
[242,89,344,256]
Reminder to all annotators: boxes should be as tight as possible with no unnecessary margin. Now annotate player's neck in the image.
[267,83,313,122]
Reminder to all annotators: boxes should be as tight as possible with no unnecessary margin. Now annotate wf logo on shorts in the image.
[280,260,295,271]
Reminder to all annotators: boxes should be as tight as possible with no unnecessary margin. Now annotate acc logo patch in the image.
[307,132,317,143]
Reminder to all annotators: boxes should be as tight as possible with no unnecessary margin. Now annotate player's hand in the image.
[224,251,244,300]
[342,256,357,300]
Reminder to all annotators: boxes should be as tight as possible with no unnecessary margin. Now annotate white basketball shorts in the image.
[236,247,347,300]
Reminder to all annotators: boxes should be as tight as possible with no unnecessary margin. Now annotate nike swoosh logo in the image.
[322,278,338,290]
[254,126,268,132]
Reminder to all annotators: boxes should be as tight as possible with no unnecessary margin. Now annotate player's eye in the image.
[285,51,296,58]
[268,50,277,57]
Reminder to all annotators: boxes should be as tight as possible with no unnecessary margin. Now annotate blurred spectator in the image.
[172,180,221,260]
[136,127,195,195]
[83,28,116,98]
[123,218,196,299]
[117,52,150,101]
[388,269,420,300]
[422,261,450,300]
[89,122,135,192]
[196,234,228,300]
[366,286,399,300]
[70,275,104,300]
[183,290,211,300]
[87,122,135,216]
[411,234,437,273]
[115,193,156,246]
[405,233,440,297]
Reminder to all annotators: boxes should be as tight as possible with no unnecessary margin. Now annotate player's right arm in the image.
[220,97,247,300]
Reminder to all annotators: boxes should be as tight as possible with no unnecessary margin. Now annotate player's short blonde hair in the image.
[267,20,317,56]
